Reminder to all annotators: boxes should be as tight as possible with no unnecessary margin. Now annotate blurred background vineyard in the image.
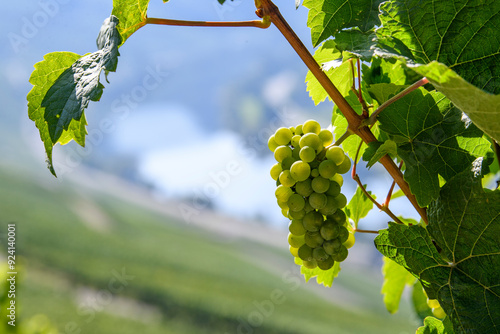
[1,0,420,333]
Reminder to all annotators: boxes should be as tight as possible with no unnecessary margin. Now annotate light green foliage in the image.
[303,0,383,46]
[27,16,121,175]
[416,317,454,334]
[362,140,397,168]
[376,168,500,333]
[295,257,341,287]
[344,185,374,228]
[112,0,150,43]
[381,257,415,314]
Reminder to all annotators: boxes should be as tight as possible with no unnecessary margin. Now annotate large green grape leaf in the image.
[377,88,492,207]
[27,16,121,176]
[411,61,500,144]
[303,0,384,47]
[112,0,150,43]
[377,0,500,95]
[381,257,415,314]
[375,168,500,334]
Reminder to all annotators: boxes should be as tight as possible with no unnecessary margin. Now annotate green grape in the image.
[302,259,317,269]
[332,245,348,262]
[302,211,323,231]
[289,219,306,235]
[270,163,282,181]
[290,161,311,182]
[336,155,352,174]
[281,157,295,170]
[302,119,321,135]
[309,160,320,169]
[326,146,345,165]
[277,199,289,210]
[268,135,279,152]
[427,299,440,309]
[295,124,303,135]
[331,209,347,225]
[274,145,292,162]
[319,196,338,215]
[291,147,300,160]
[311,176,330,193]
[299,146,316,163]
[318,160,337,179]
[313,247,329,262]
[291,135,301,148]
[281,208,289,218]
[279,170,296,187]
[309,192,327,210]
[323,238,342,255]
[275,127,293,145]
[287,193,305,212]
[289,246,299,257]
[289,209,305,220]
[289,126,296,134]
[311,169,319,178]
[343,231,355,248]
[320,222,340,240]
[325,180,341,197]
[333,193,347,208]
[305,231,324,248]
[288,233,305,248]
[318,129,333,146]
[295,179,313,197]
[317,256,334,270]
[298,244,313,261]
[275,185,293,202]
[303,200,314,213]
[331,173,343,187]
[299,133,322,153]
[339,226,349,243]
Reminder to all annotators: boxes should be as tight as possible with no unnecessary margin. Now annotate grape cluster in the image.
[269,120,354,271]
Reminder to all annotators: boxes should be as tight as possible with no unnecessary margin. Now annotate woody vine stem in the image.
[146,0,429,224]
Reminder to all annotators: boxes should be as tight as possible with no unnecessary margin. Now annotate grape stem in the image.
[352,141,405,225]
[366,77,430,126]
[145,17,271,29]
[354,228,379,234]
[384,161,402,207]
[257,0,428,224]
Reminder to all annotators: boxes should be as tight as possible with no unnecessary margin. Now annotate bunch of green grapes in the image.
[269,120,355,271]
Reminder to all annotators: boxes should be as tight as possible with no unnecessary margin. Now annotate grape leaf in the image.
[362,139,397,168]
[377,0,500,95]
[375,167,500,334]
[27,16,121,176]
[416,317,454,334]
[112,0,150,43]
[381,257,415,314]
[377,88,492,207]
[303,0,384,47]
[411,61,500,144]
[334,28,376,61]
[412,281,434,321]
[345,185,374,228]
[294,257,341,287]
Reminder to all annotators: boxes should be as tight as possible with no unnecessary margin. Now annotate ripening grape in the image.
[269,120,353,271]
[318,129,333,146]
[288,233,305,248]
[336,155,352,174]
[427,299,440,309]
[290,161,311,182]
[326,146,345,165]
[302,119,321,134]
[279,170,296,187]
[309,192,327,210]
[432,307,446,319]
[289,219,306,235]
[319,160,337,179]
[268,135,279,152]
[311,176,330,193]
[299,146,316,163]
[275,127,293,145]
[287,193,305,212]
[274,145,292,162]
[270,163,282,181]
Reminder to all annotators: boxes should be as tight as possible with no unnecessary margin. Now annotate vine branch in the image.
[146,17,271,29]
[257,0,428,223]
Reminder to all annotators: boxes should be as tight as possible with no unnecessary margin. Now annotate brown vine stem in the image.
[354,228,380,234]
[145,17,271,29]
[258,0,428,223]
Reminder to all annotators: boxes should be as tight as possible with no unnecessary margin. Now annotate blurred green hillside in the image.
[0,162,418,334]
